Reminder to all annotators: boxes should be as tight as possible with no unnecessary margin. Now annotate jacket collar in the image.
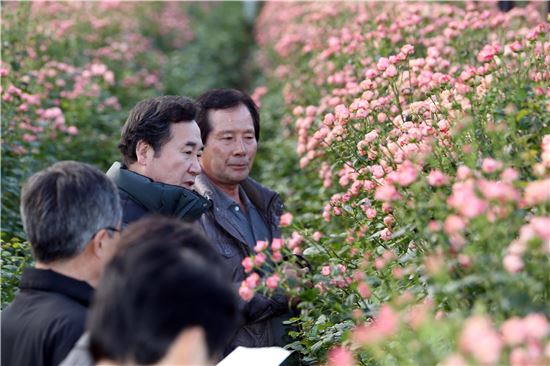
[195,174,279,215]
[19,267,93,306]
[106,162,211,221]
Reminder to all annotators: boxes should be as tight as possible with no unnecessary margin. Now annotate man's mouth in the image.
[182,181,195,189]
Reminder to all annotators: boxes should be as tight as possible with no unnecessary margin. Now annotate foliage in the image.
[1,236,33,308]
[252,2,550,365]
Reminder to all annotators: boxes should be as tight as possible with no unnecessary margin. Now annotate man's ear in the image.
[135,140,153,166]
[90,229,108,259]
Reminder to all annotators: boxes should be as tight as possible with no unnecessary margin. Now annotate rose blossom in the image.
[444,215,466,234]
[280,212,293,227]
[245,273,260,289]
[380,228,392,241]
[327,346,354,366]
[241,257,253,273]
[266,274,280,289]
[503,254,524,273]
[254,252,266,266]
[357,282,371,298]
[238,283,253,302]
[271,238,283,251]
[523,313,549,339]
[482,158,503,173]
[254,240,268,253]
[428,170,449,187]
[501,317,528,346]
[459,315,503,365]
[312,231,323,241]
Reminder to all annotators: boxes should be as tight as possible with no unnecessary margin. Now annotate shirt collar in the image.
[19,267,93,306]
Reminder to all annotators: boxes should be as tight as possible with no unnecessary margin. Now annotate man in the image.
[195,88,289,353]
[87,216,239,365]
[1,161,122,366]
[106,95,210,226]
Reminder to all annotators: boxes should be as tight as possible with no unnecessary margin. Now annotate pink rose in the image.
[524,313,549,339]
[271,238,283,251]
[327,346,354,366]
[241,257,253,273]
[380,228,392,241]
[280,212,293,227]
[245,273,260,289]
[321,266,331,276]
[459,315,503,365]
[501,317,527,346]
[524,179,550,206]
[384,64,398,78]
[440,354,468,366]
[266,274,280,289]
[428,170,449,187]
[238,282,254,302]
[67,126,78,136]
[365,69,377,79]
[357,282,371,298]
[377,57,389,71]
[482,158,503,174]
[376,305,399,337]
[254,252,266,266]
[444,215,466,235]
[254,240,268,253]
[503,254,524,273]
[272,251,282,262]
[456,165,471,180]
[375,184,401,202]
[377,112,388,123]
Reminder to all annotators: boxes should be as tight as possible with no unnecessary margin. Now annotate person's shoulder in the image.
[119,189,148,223]
[244,177,279,195]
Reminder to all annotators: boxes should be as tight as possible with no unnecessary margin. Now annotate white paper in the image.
[217,346,292,366]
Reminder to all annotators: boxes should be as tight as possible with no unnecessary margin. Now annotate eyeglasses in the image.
[91,226,121,240]
[104,226,121,235]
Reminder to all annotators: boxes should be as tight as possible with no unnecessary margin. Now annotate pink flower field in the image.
[1,2,549,365]
[243,2,550,365]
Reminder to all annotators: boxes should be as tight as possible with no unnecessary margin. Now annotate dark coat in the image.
[195,174,290,353]
[106,162,211,226]
[1,268,93,366]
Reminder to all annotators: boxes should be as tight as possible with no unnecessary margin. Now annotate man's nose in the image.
[189,157,201,175]
[233,138,247,155]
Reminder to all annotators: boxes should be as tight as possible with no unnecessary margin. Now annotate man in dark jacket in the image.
[59,96,212,366]
[195,88,290,354]
[1,161,123,366]
[106,95,210,226]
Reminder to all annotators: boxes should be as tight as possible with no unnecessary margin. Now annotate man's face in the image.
[143,121,203,189]
[200,104,257,186]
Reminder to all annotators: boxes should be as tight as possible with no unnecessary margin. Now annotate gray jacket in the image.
[195,174,290,354]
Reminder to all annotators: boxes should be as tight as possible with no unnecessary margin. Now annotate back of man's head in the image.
[196,88,260,143]
[118,95,197,166]
[20,161,122,263]
[88,216,239,365]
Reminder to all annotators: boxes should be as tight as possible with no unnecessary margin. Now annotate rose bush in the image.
[250,2,549,365]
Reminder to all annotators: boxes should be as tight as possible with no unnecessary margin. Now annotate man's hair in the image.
[88,216,239,364]
[118,95,197,166]
[196,88,260,143]
[20,161,122,263]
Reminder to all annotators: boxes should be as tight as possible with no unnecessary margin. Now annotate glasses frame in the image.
[91,226,121,240]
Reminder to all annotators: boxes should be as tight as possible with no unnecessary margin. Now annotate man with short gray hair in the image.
[1,161,122,366]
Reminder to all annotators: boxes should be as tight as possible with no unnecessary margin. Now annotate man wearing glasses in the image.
[1,161,123,366]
